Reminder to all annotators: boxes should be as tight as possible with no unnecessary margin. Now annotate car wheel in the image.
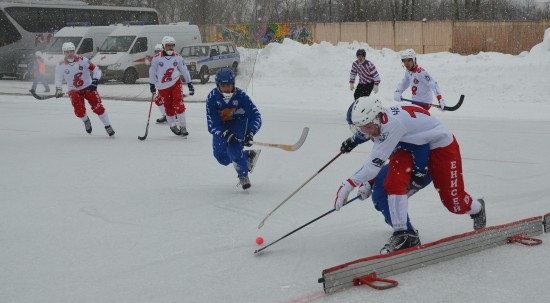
[122,68,138,84]
[231,62,238,75]
[199,66,209,84]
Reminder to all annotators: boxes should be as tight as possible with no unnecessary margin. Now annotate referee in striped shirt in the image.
[349,49,381,100]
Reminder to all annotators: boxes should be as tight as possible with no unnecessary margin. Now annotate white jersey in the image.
[395,65,442,103]
[149,52,191,90]
[55,56,101,91]
[349,105,453,184]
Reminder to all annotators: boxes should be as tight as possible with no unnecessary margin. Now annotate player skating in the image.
[149,36,194,137]
[206,68,262,190]
[394,49,446,110]
[334,96,486,253]
[54,42,114,136]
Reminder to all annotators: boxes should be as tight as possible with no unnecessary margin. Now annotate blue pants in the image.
[32,75,50,91]
[212,121,250,177]
[371,164,432,231]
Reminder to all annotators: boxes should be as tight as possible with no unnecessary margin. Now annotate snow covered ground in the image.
[1,31,550,302]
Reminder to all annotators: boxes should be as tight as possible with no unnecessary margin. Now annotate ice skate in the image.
[83,117,92,134]
[247,150,261,173]
[471,199,486,230]
[380,230,421,254]
[238,176,251,190]
[105,125,115,137]
[170,125,182,136]
[156,115,167,123]
[180,126,189,137]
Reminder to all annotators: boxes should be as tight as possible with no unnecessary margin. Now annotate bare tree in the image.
[83,0,550,23]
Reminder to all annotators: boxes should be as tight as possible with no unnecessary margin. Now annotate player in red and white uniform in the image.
[151,43,168,124]
[334,96,486,253]
[54,42,114,136]
[149,36,194,136]
[393,49,446,110]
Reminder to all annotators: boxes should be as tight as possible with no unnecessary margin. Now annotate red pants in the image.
[384,149,414,195]
[68,89,105,118]
[154,94,164,106]
[428,137,473,214]
[158,79,185,116]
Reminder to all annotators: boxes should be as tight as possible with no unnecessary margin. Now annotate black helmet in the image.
[356,49,366,57]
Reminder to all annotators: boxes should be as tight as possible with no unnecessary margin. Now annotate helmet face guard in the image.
[162,36,176,55]
[62,42,76,61]
[215,67,236,100]
[351,96,385,134]
[400,49,417,67]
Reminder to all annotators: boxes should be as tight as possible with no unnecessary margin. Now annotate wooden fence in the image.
[200,20,550,55]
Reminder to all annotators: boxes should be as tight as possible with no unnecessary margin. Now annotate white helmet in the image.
[351,96,385,127]
[62,42,76,52]
[154,43,163,51]
[161,36,176,47]
[35,51,42,57]
[400,49,416,63]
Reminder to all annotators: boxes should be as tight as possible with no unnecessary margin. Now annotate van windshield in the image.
[47,37,82,53]
[180,46,209,57]
[99,36,136,52]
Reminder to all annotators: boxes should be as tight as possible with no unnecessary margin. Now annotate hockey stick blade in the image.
[138,94,155,141]
[443,94,465,111]
[31,90,63,100]
[253,127,309,151]
[400,95,464,111]
[137,125,149,141]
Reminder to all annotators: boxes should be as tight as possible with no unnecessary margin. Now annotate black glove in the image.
[407,171,426,195]
[89,78,98,91]
[187,83,195,96]
[55,88,63,98]
[244,131,254,147]
[340,137,358,153]
[150,83,156,94]
[222,130,240,144]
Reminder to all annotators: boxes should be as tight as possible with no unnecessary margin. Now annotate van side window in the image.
[78,38,93,55]
[228,45,236,53]
[219,44,229,55]
[131,37,148,54]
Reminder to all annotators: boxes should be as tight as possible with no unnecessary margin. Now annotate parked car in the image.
[180,42,240,84]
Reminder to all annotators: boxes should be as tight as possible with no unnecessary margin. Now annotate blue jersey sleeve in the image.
[206,89,224,137]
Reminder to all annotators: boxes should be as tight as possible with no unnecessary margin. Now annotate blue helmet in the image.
[215,67,235,85]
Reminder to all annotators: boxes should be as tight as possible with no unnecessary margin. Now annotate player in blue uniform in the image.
[206,68,262,190]
[339,103,432,253]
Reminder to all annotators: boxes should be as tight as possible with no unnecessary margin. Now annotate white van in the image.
[43,26,117,79]
[91,23,201,84]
